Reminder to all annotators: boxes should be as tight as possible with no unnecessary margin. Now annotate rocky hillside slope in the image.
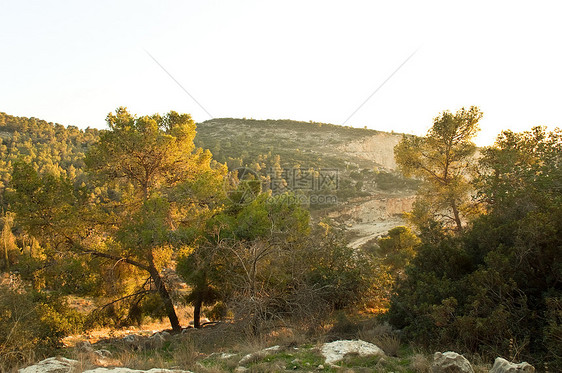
[195,118,419,245]
[0,113,418,246]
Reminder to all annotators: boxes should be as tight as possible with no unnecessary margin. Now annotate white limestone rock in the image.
[320,339,385,365]
[18,357,193,373]
[490,357,535,373]
[18,357,78,373]
[432,351,474,373]
[84,369,191,373]
[238,345,281,365]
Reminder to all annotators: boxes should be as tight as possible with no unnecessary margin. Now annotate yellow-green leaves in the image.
[394,106,483,231]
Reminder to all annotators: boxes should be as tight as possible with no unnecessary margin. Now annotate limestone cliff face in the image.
[324,195,416,248]
[337,132,404,170]
[328,196,415,223]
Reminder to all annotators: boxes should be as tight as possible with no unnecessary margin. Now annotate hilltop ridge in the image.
[0,112,418,246]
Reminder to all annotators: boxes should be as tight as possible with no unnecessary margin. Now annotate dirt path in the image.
[348,220,404,248]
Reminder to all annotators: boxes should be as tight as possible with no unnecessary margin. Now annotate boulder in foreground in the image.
[432,351,474,373]
[320,339,385,365]
[18,357,193,373]
[490,357,535,373]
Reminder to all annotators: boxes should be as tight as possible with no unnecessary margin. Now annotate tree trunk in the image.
[2,224,10,271]
[193,295,202,328]
[451,200,463,231]
[2,243,8,271]
[147,262,181,332]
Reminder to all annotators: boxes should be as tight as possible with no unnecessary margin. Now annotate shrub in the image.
[0,275,84,370]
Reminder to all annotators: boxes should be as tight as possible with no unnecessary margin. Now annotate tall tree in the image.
[11,108,226,332]
[394,106,483,231]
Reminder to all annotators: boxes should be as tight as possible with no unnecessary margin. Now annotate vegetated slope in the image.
[195,118,420,246]
[195,118,402,170]
[0,113,419,246]
[0,112,99,192]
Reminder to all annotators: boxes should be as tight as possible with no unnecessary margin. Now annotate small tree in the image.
[177,192,311,330]
[395,106,483,231]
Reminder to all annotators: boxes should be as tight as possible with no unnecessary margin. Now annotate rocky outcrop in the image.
[326,195,416,248]
[19,357,77,373]
[18,357,193,373]
[84,369,191,373]
[328,196,415,223]
[432,351,474,373]
[320,339,385,365]
[490,357,535,373]
[337,133,404,170]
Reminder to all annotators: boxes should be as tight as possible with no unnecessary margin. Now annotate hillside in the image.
[0,112,99,191]
[0,113,418,247]
[194,118,419,246]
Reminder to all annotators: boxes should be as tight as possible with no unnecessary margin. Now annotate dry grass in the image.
[357,320,394,341]
[170,337,200,369]
[465,353,492,373]
[357,320,401,356]
[410,353,431,373]
[373,334,401,357]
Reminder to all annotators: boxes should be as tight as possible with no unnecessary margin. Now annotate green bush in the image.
[0,277,84,370]
[388,127,562,365]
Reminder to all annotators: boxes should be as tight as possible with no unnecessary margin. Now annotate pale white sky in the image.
[1,0,561,145]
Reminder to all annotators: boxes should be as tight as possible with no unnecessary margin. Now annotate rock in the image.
[432,352,474,373]
[320,340,385,365]
[91,349,119,366]
[122,335,136,343]
[317,364,324,370]
[18,357,78,373]
[150,332,167,340]
[18,358,193,373]
[94,349,113,358]
[234,367,249,373]
[375,356,387,370]
[84,369,192,372]
[238,345,281,365]
[144,332,167,349]
[76,340,94,353]
[490,357,535,373]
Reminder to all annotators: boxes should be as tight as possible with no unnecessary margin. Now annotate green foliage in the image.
[0,277,84,370]
[0,212,18,271]
[395,106,482,230]
[86,108,220,201]
[389,126,562,365]
[9,108,227,332]
[195,118,417,207]
[178,190,378,332]
[377,226,420,274]
[302,229,377,312]
[177,192,313,328]
[0,112,98,199]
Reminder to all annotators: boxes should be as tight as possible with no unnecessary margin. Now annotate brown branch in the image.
[98,289,153,311]
[64,235,150,271]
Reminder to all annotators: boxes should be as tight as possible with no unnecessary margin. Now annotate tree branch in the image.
[64,234,150,271]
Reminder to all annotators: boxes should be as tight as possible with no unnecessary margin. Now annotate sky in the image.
[1,0,561,146]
